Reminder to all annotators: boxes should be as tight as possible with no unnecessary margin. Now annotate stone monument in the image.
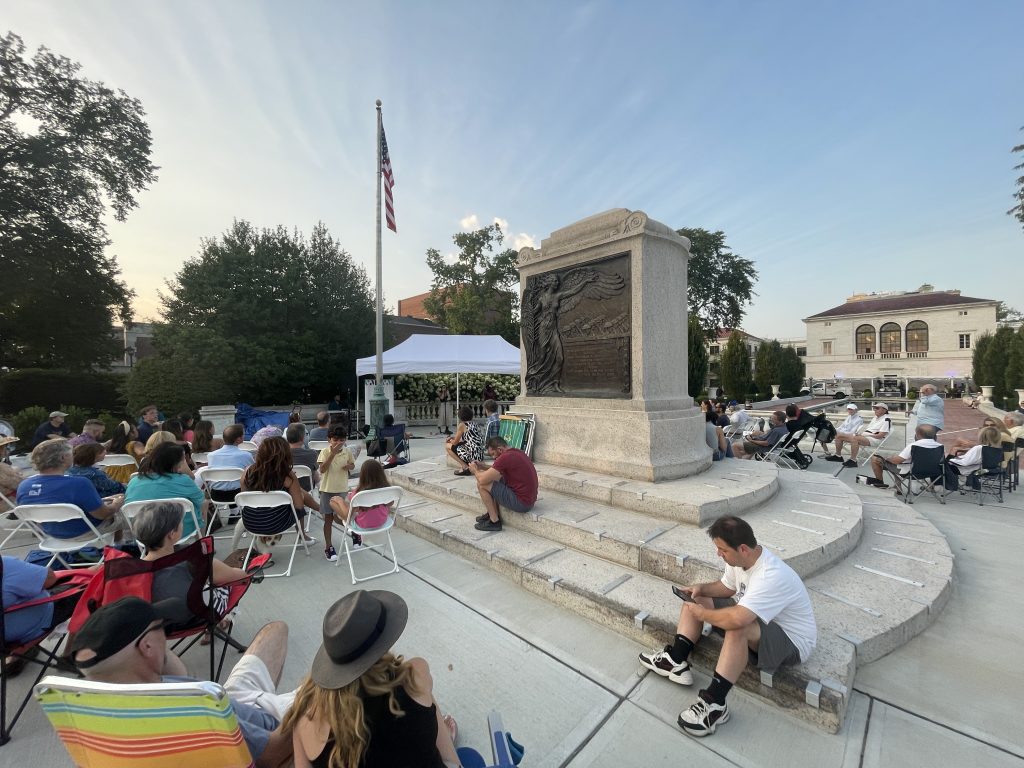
[513,208,709,481]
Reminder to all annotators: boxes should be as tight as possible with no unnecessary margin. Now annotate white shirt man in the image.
[836,405,863,437]
[867,424,942,488]
[829,403,891,467]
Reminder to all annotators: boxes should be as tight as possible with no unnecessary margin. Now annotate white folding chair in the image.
[338,487,403,583]
[95,454,138,470]
[14,503,119,568]
[308,440,329,452]
[234,490,309,578]
[190,452,210,466]
[291,465,320,533]
[194,466,244,537]
[238,441,258,452]
[1,494,33,551]
[120,498,203,553]
[834,430,893,478]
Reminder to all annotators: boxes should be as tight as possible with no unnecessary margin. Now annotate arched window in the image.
[906,320,928,353]
[855,324,876,355]
[880,322,902,354]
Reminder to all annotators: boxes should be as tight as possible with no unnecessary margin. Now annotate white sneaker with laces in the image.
[637,647,694,685]
[678,696,730,736]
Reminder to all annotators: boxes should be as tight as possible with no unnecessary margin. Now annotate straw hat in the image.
[0,435,19,449]
[311,590,408,689]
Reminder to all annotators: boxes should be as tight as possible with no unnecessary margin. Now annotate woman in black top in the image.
[284,590,460,768]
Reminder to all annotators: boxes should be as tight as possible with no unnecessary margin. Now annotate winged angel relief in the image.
[522,267,626,394]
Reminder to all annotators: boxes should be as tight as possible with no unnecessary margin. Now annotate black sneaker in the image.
[638,646,693,685]
[864,477,880,486]
[825,455,844,463]
[678,694,730,736]
[474,518,502,532]
[475,513,490,523]
[843,459,858,468]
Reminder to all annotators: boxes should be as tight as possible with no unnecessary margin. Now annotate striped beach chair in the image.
[35,675,253,767]
[498,414,536,457]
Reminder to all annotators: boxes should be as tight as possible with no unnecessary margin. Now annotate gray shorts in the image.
[489,479,533,514]
[711,598,800,673]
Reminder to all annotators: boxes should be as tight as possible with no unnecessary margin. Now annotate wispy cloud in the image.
[459,213,479,230]
[513,233,536,250]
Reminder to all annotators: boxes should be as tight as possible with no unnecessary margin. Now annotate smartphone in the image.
[672,585,696,603]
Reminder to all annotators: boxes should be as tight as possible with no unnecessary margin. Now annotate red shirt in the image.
[493,448,538,505]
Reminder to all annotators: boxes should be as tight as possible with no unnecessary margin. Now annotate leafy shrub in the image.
[907,389,918,400]
[393,373,518,402]
[862,389,873,398]
[123,357,235,416]
[0,369,125,413]
[11,406,50,446]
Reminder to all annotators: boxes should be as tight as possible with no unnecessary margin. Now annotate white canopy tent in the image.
[355,334,521,421]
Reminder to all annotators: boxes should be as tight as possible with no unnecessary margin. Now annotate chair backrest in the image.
[379,424,406,441]
[95,454,138,468]
[235,491,296,536]
[121,497,202,546]
[909,445,944,477]
[308,440,329,451]
[14,503,92,525]
[292,464,313,481]
[349,487,403,511]
[194,467,244,487]
[190,452,210,466]
[235,490,293,509]
[981,445,1004,471]
[35,675,254,768]
[238,441,258,452]
[498,413,535,456]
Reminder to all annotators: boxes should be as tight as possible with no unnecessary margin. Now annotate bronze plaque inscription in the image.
[522,252,631,397]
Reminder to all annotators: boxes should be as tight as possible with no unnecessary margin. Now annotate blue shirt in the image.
[2,556,52,644]
[206,445,255,490]
[67,465,126,497]
[125,473,207,539]
[137,421,156,446]
[16,475,104,538]
[32,420,71,448]
[485,413,501,442]
[913,394,945,430]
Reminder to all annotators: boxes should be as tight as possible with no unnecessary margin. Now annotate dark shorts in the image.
[711,598,800,673]
[742,440,767,456]
[489,479,533,514]
[210,487,240,503]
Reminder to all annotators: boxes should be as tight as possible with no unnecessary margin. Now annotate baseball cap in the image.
[49,411,69,419]
[70,596,184,668]
[872,402,889,411]
[846,403,858,411]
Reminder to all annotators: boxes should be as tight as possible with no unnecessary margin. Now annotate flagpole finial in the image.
[376,99,382,108]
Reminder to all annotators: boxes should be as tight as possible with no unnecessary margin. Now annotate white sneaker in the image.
[637,647,694,685]
[678,696,730,736]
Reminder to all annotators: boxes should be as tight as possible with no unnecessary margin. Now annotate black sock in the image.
[703,672,734,705]
[670,634,695,663]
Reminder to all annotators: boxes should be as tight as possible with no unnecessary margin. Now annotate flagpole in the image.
[370,99,387,430]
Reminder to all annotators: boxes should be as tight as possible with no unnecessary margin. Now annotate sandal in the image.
[442,713,458,744]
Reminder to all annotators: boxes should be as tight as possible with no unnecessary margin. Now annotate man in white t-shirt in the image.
[637,516,816,737]
[825,404,863,458]
[831,403,891,468]
[866,424,942,490]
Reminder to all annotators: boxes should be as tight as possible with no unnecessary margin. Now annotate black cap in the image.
[70,596,184,668]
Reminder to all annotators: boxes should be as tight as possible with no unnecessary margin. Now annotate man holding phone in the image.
[638,515,816,737]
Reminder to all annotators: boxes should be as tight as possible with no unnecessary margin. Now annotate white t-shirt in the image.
[720,547,817,662]
[730,409,750,427]
[863,415,891,436]
[950,444,984,474]
[837,413,863,435]
[894,438,943,475]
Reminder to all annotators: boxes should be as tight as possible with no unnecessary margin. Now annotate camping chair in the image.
[14,504,119,569]
[235,491,309,578]
[891,445,946,505]
[1,561,93,745]
[120,498,204,553]
[755,429,809,469]
[456,711,525,768]
[367,424,410,466]
[195,467,245,539]
[35,676,254,767]
[808,414,838,456]
[67,537,267,682]
[338,487,403,584]
[498,413,536,457]
[962,446,1006,506]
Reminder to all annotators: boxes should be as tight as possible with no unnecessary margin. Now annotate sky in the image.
[3,1,1023,338]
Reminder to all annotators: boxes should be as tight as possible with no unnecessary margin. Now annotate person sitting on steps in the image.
[469,436,538,532]
[446,406,482,477]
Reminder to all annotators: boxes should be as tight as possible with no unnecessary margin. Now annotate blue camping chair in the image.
[457,711,525,768]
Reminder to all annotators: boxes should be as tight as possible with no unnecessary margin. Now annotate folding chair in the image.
[14,504,119,569]
[755,430,810,469]
[338,487,403,584]
[456,711,525,768]
[833,430,893,478]
[891,445,946,505]
[120,498,203,552]
[292,465,320,534]
[190,452,210,467]
[238,441,258,452]
[235,491,309,578]
[1,495,33,552]
[1,561,92,745]
[195,467,244,538]
[308,440,329,452]
[35,676,254,767]
[962,446,1006,506]
[94,454,137,471]
[498,413,536,457]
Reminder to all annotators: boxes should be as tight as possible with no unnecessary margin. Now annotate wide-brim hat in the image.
[0,435,19,448]
[312,590,408,690]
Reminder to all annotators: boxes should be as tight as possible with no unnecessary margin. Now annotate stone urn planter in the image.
[980,386,994,404]
[1016,389,1024,408]
[771,385,781,400]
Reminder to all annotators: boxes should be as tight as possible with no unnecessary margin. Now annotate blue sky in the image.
[4,1,1022,337]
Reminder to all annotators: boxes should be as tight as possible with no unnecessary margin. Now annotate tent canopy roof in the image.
[355,334,521,376]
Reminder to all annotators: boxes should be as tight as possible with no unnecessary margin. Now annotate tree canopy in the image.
[676,227,758,337]
[134,221,375,410]
[1010,126,1024,232]
[687,314,709,398]
[753,340,783,396]
[719,330,752,401]
[778,346,805,395]
[423,224,520,344]
[0,32,156,370]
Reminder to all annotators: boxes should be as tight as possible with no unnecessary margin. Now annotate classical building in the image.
[802,287,998,385]
[705,328,762,394]
[109,322,156,372]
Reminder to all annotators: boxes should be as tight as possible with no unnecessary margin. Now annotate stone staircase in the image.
[386,456,954,733]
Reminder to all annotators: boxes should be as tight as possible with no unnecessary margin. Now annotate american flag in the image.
[380,122,396,232]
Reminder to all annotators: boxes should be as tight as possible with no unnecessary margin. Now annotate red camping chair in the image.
[1,560,95,745]
[69,537,270,682]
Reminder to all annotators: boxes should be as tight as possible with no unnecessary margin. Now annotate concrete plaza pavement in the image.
[4,425,1023,766]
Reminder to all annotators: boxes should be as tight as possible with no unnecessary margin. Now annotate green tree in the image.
[984,326,1017,405]
[676,228,758,335]
[778,347,805,396]
[139,220,375,406]
[719,330,752,401]
[996,302,1023,324]
[687,314,709,398]
[0,32,156,369]
[1009,126,1024,232]
[972,332,993,389]
[423,224,520,344]
[1005,326,1024,402]
[753,340,784,395]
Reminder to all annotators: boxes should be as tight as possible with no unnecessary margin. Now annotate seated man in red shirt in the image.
[469,436,538,532]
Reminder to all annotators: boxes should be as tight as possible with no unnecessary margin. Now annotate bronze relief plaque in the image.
[522,252,631,397]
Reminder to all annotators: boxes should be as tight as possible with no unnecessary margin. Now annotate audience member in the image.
[206,424,256,505]
[866,424,942,490]
[136,405,160,446]
[16,439,125,539]
[912,383,945,433]
[714,404,731,429]
[482,381,498,402]
[638,515,816,737]
[287,424,320,492]
[446,405,483,476]
[240,436,318,548]
[704,410,730,461]
[483,399,501,443]
[68,443,126,496]
[103,421,143,484]
[731,411,787,460]
[470,436,538,532]
[728,403,750,429]
[317,427,355,562]
[825,404,863,457]
[830,403,891,468]
[308,412,330,443]
[125,442,209,539]
[2,555,84,647]
[377,413,410,468]
[191,419,223,454]
[252,425,284,446]
[178,412,197,443]
[946,426,1003,490]
[328,459,394,549]
[71,597,295,767]
[283,590,460,768]
[0,434,25,505]
[68,419,106,447]
[31,411,73,448]
[784,404,814,434]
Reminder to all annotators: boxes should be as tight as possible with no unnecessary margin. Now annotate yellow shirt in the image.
[317,446,353,493]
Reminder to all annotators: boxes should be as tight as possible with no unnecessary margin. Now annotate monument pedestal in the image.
[514,209,709,482]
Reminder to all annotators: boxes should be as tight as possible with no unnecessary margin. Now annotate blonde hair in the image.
[144,430,176,454]
[282,653,420,768]
[978,426,1001,448]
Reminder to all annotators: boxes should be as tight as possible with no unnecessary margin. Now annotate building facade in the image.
[802,287,998,385]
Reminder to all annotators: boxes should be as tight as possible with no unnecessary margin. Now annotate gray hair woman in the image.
[30,437,73,472]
